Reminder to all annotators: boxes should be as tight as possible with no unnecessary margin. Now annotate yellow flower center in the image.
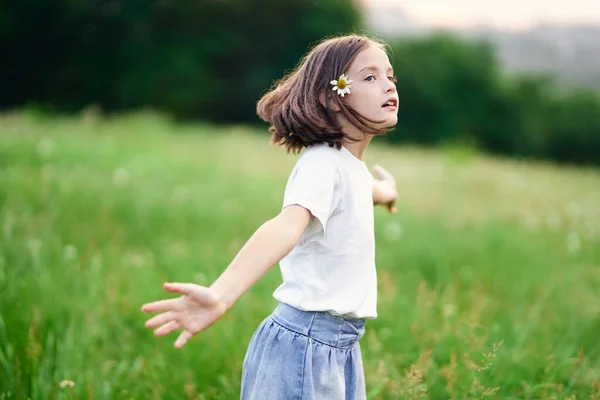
[337,80,347,89]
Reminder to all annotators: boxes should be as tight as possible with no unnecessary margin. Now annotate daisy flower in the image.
[59,380,75,388]
[330,74,353,97]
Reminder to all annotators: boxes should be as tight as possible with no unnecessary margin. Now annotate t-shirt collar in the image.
[339,144,367,167]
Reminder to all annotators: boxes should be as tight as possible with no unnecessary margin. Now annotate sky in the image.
[371,0,600,30]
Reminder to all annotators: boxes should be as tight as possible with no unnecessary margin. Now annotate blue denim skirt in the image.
[241,303,367,400]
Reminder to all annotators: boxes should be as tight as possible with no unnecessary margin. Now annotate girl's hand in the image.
[372,164,398,214]
[141,282,227,348]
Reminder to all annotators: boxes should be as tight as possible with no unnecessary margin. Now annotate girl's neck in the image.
[337,116,372,161]
[341,136,372,161]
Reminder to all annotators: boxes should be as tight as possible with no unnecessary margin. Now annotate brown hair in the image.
[256,34,393,154]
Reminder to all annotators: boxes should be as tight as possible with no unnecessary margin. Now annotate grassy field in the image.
[1,110,599,399]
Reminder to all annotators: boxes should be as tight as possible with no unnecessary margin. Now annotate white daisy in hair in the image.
[330,73,353,97]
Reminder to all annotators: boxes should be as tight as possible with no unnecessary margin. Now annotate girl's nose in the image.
[385,80,396,93]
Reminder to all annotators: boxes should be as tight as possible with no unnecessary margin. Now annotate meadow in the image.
[1,110,599,399]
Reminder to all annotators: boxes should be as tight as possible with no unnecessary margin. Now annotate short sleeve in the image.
[282,155,341,238]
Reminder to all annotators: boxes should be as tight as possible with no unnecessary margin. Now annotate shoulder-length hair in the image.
[256,34,392,154]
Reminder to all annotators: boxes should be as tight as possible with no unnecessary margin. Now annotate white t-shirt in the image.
[272,143,377,319]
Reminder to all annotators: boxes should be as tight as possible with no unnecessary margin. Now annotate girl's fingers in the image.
[372,164,384,179]
[163,282,198,296]
[141,298,180,313]
[174,330,193,349]
[388,198,397,212]
[373,164,393,181]
[145,311,174,329]
[154,320,180,337]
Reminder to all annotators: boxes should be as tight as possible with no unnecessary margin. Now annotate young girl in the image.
[142,33,399,399]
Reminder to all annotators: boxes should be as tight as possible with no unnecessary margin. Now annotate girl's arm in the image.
[372,164,398,213]
[141,204,311,348]
[210,204,310,307]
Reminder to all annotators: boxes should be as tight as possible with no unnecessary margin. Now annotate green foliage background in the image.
[1,111,599,399]
[2,2,600,398]
[1,0,600,164]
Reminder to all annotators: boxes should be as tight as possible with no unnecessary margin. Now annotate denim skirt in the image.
[240,302,367,400]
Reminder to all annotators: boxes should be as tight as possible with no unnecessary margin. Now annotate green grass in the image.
[1,110,599,399]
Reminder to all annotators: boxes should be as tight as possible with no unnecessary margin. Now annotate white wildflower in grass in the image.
[194,272,208,285]
[63,245,78,261]
[443,303,456,318]
[127,252,145,268]
[37,138,55,157]
[169,242,188,258]
[59,379,75,388]
[566,232,582,254]
[384,221,404,241]
[330,73,353,97]
[113,166,130,187]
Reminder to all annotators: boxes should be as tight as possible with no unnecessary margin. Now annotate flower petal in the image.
[333,86,339,91]
[346,88,351,95]
[330,80,338,85]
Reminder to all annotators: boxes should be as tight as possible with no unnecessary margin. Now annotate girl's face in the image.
[343,44,398,129]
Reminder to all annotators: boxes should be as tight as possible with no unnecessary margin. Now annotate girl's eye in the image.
[364,75,375,82]
[388,76,397,83]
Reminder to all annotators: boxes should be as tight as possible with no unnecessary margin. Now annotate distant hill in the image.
[364,3,600,91]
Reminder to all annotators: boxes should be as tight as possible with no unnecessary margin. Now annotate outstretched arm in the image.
[141,205,311,348]
[372,164,398,214]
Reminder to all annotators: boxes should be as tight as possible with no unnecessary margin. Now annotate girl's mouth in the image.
[382,98,398,110]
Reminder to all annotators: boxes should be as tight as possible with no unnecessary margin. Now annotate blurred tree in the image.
[1,1,599,165]
[1,0,361,121]
[545,90,600,164]
[388,34,502,146]
[386,34,600,165]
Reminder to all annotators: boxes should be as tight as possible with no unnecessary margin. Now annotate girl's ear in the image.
[319,91,341,112]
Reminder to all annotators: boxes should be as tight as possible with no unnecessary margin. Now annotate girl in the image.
[142,33,399,399]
